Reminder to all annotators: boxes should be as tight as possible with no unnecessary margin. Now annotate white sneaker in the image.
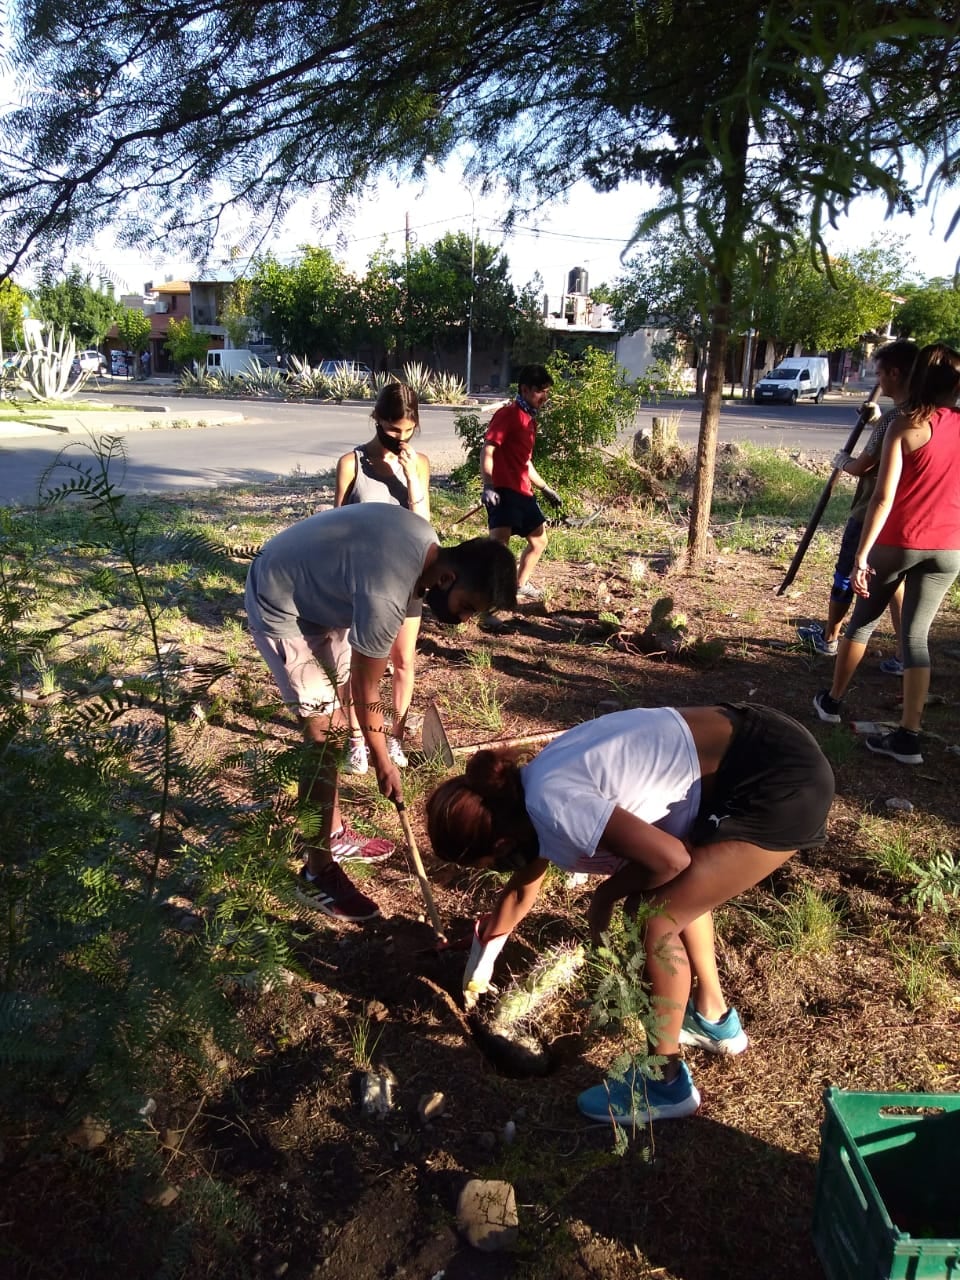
[344,737,369,774]
[387,735,408,767]
[517,581,543,601]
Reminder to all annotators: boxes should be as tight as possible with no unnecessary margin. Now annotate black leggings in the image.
[844,545,960,667]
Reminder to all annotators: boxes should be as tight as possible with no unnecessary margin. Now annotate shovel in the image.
[422,700,561,767]
[393,798,446,944]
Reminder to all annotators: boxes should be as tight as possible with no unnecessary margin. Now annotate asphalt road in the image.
[0,387,871,506]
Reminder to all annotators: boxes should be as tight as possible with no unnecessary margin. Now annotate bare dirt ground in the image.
[5,459,960,1280]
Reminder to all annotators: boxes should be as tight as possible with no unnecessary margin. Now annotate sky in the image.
[70,160,960,303]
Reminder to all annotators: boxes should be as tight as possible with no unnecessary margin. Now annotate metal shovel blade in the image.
[422,700,455,768]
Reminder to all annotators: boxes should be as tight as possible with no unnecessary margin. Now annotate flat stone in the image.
[145,1183,180,1208]
[66,1116,109,1149]
[418,1091,446,1123]
[885,797,914,813]
[457,1179,519,1252]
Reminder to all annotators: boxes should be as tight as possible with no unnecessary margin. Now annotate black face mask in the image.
[375,423,411,454]
[425,583,460,625]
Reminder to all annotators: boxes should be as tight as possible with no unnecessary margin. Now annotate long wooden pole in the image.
[776,385,881,596]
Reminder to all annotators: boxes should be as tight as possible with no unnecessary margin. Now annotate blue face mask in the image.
[425,583,460,625]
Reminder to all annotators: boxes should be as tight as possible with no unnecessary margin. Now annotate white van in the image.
[753,356,830,405]
[206,348,258,376]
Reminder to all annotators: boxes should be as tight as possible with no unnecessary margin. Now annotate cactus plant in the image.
[16,324,85,401]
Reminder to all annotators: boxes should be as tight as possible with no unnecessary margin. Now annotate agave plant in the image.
[401,361,435,400]
[238,362,285,395]
[327,367,372,401]
[178,365,213,392]
[371,371,399,393]
[284,355,334,399]
[432,372,469,404]
[16,324,85,401]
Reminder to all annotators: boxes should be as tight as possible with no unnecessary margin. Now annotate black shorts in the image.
[689,704,835,851]
[486,488,547,538]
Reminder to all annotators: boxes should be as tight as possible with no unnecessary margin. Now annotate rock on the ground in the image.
[885,797,915,813]
[456,1179,519,1252]
[418,1091,445,1123]
[66,1116,109,1149]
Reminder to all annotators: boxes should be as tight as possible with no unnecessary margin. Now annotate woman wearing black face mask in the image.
[335,383,431,773]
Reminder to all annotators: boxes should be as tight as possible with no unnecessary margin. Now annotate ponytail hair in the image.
[425,749,539,868]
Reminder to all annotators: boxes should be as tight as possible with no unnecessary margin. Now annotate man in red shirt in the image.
[481,364,560,603]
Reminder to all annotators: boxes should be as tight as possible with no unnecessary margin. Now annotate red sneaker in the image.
[294,864,380,922]
[330,823,394,865]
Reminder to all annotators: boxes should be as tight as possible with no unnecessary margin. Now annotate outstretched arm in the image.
[588,807,692,942]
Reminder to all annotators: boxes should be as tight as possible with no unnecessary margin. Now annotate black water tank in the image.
[567,266,588,295]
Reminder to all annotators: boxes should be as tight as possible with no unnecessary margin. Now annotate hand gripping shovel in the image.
[776,385,882,595]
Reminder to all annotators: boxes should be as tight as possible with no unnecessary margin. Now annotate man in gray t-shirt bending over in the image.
[245,503,517,923]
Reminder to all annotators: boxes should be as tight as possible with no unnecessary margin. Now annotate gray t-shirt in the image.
[245,504,438,657]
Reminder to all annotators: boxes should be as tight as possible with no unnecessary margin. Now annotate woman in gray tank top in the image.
[334,383,431,773]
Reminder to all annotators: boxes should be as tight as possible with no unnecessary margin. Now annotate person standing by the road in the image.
[797,339,917,668]
[334,383,431,774]
[813,342,960,764]
[245,504,517,921]
[480,365,561,610]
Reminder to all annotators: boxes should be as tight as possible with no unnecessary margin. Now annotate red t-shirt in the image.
[484,401,536,495]
[878,406,960,550]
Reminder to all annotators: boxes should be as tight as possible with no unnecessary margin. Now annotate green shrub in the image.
[452,346,642,492]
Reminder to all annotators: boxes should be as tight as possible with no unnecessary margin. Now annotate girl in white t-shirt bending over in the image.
[426,703,834,1126]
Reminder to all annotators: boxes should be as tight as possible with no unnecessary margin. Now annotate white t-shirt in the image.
[520,708,702,875]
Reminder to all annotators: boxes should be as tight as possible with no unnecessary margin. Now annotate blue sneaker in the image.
[577,1061,700,1125]
[679,1002,749,1055]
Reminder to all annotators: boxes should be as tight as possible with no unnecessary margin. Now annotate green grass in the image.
[748,882,844,955]
[858,816,917,883]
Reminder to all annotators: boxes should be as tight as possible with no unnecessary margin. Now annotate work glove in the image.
[481,487,500,508]
[831,450,851,472]
[860,400,882,423]
[541,485,562,510]
[463,916,509,1009]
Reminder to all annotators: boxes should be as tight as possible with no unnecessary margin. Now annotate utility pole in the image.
[466,191,476,395]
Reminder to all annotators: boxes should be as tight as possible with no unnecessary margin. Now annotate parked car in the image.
[753,356,830,405]
[317,359,373,382]
[72,349,108,376]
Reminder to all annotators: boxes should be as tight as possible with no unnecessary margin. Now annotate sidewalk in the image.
[0,401,243,440]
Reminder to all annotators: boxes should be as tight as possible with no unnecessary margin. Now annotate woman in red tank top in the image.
[813,343,960,764]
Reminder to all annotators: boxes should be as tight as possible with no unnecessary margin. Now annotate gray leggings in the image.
[845,544,960,667]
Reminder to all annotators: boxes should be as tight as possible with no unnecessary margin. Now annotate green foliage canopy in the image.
[34,265,119,349]
[164,315,210,367]
[116,306,152,356]
[894,280,960,348]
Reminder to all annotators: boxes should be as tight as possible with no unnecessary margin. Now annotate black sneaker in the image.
[813,689,843,723]
[865,728,923,765]
[294,864,381,922]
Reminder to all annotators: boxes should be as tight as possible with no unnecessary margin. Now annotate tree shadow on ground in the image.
[572,1114,820,1280]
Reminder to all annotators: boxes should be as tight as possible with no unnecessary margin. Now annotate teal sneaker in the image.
[678,1002,749,1055]
[577,1061,700,1126]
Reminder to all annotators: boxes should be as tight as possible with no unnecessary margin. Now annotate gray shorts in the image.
[251,629,350,718]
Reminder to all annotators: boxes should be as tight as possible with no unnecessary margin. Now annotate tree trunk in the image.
[687,279,733,566]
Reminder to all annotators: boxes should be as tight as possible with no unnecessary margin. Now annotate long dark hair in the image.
[372,382,420,431]
[426,749,539,869]
[904,343,960,425]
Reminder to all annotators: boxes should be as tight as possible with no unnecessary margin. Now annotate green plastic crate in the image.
[813,1088,960,1280]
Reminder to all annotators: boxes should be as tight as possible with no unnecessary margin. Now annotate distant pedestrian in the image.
[245,505,517,921]
[481,364,561,612]
[797,339,917,669]
[335,383,431,774]
[814,343,960,764]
